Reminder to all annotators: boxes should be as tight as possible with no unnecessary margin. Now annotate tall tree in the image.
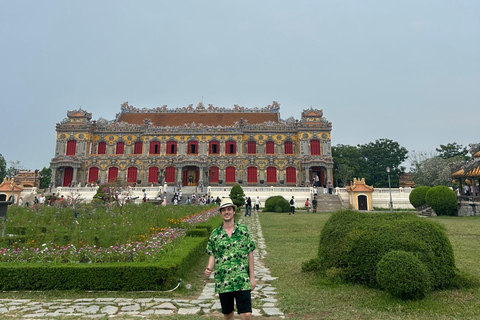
[332,144,367,187]
[39,167,52,189]
[358,138,408,188]
[436,142,470,160]
[0,154,6,181]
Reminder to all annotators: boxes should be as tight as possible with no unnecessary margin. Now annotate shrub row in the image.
[0,212,223,291]
[409,185,457,216]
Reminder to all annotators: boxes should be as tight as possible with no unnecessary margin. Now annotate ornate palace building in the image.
[50,102,333,188]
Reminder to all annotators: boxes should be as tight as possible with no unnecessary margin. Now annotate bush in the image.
[317,210,457,297]
[264,196,290,213]
[425,186,457,216]
[229,184,245,210]
[376,250,431,300]
[409,186,431,208]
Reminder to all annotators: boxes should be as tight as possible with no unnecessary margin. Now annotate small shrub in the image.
[425,186,457,216]
[376,250,431,300]
[264,196,290,213]
[409,186,431,208]
[301,258,320,272]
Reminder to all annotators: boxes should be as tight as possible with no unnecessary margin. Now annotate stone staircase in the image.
[315,194,344,212]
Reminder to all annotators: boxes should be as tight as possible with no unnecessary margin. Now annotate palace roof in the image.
[116,102,280,126]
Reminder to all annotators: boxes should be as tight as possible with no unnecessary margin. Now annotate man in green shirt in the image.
[205,198,256,320]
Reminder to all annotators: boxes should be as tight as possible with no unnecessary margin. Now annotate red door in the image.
[63,167,74,186]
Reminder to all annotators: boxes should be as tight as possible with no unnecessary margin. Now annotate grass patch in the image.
[258,211,480,320]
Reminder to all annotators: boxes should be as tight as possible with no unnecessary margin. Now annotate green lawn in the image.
[259,211,480,320]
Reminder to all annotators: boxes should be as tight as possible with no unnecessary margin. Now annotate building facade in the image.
[50,101,333,188]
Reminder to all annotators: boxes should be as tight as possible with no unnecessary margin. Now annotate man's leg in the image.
[224,312,234,320]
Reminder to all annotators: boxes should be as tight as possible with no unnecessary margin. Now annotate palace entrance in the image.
[310,166,325,187]
[182,166,199,186]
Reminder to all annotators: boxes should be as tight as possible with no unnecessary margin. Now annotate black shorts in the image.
[219,290,252,314]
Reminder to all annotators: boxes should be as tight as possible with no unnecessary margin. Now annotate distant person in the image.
[142,189,147,202]
[289,196,295,215]
[312,196,318,213]
[255,196,261,212]
[305,198,310,213]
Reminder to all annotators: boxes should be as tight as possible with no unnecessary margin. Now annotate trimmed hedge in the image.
[317,210,457,298]
[263,196,290,213]
[425,186,457,216]
[0,213,223,291]
[376,250,431,300]
[409,186,431,208]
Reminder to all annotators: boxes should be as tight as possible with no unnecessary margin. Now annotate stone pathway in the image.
[0,210,284,318]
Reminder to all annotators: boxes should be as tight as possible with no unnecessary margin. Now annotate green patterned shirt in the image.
[206,222,256,294]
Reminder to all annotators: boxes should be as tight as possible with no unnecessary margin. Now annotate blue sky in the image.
[1,1,479,171]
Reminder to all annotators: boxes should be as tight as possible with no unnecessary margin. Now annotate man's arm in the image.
[248,250,256,291]
[205,255,215,277]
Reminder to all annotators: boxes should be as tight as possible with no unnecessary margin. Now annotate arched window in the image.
[284,141,294,155]
[286,167,296,184]
[66,140,76,156]
[116,142,125,155]
[108,167,118,183]
[267,167,277,184]
[188,141,198,154]
[149,141,161,155]
[165,167,176,183]
[225,167,236,183]
[310,139,321,155]
[148,167,158,183]
[225,141,236,155]
[266,141,275,154]
[88,167,99,183]
[97,142,106,154]
[209,141,220,155]
[247,167,257,183]
[133,141,143,155]
[127,167,137,183]
[209,166,219,183]
[247,141,256,154]
[166,141,177,155]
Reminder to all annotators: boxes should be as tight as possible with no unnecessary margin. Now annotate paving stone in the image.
[96,298,116,302]
[24,313,46,318]
[263,307,284,316]
[155,309,174,315]
[177,307,201,315]
[0,308,8,314]
[136,298,153,303]
[101,305,118,315]
[121,304,140,312]
[154,302,177,310]
[76,305,100,314]
[153,298,172,302]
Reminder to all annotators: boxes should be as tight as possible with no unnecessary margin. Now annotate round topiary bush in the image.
[409,186,431,208]
[376,250,431,300]
[264,196,290,213]
[425,186,457,216]
[317,210,457,296]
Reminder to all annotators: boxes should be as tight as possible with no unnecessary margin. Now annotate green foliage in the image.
[411,153,461,187]
[317,210,457,298]
[301,258,321,272]
[264,196,290,213]
[332,139,408,188]
[358,138,408,188]
[436,142,470,160]
[0,153,6,182]
[4,203,209,249]
[229,184,245,209]
[425,186,457,216]
[376,250,431,300]
[409,186,431,208]
[39,167,52,189]
[0,236,208,291]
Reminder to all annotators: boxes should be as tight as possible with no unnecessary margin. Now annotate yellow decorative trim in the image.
[122,135,137,145]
